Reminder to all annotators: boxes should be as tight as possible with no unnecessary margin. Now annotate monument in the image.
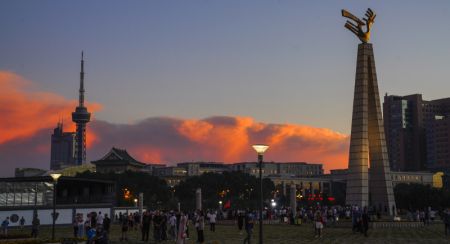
[196,188,202,210]
[342,8,396,215]
[290,184,297,217]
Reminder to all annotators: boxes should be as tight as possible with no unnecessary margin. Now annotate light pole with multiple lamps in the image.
[50,173,62,241]
[252,144,269,244]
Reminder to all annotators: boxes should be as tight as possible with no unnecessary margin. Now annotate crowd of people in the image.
[1,205,449,243]
[115,209,217,243]
[72,211,111,244]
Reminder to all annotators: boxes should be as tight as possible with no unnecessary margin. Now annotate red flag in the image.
[223,200,231,209]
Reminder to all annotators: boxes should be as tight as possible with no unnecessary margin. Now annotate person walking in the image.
[208,211,217,232]
[177,212,188,244]
[73,218,79,238]
[362,207,369,237]
[444,208,450,236]
[243,211,254,244]
[161,212,168,241]
[169,212,177,240]
[196,210,205,243]
[153,210,163,242]
[31,214,40,238]
[19,216,25,230]
[237,212,244,233]
[97,211,104,228]
[120,213,129,241]
[86,226,96,244]
[141,211,151,242]
[1,217,9,236]
[103,214,111,233]
[85,213,92,238]
[76,213,84,238]
[314,210,323,238]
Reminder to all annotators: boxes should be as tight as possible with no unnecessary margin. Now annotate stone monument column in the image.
[345,43,371,208]
[342,8,396,215]
[138,193,144,223]
[289,184,297,217]
[195,188,202,210]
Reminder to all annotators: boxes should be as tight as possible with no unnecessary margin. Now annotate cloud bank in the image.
[0,71,349,176]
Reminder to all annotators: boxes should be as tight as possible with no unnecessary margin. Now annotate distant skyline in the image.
[1,1,450,176]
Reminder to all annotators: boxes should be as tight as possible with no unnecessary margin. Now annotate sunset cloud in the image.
[0,71,349,176]
[0,71,101,145]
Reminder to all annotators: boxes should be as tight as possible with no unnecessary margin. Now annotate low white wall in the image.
[0,207,113,226]
[0,210,34,226]
[75,208,110,220]
[37,209,72,225]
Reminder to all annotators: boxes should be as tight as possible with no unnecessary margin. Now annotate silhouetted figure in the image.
[31,215,40,238]
[243,211,254,244]
[237,212,244,232]
[362,207,369,237]
[141,211,151,242]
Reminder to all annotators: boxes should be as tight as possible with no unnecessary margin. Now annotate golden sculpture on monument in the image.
[342,8,376,43]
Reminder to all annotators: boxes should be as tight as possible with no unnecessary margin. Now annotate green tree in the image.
[76,171,171,207]
[394,183,450,210]
[175,172,275,211]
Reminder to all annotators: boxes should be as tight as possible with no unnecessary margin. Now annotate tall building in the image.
[383,94,425,171]
[72,52,91,165]
[383,95,450,172]
[424,98,450,171]
[50,121,76,170]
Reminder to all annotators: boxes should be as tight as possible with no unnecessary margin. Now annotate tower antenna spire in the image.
[72,51,91,165]
[79,51,85,107]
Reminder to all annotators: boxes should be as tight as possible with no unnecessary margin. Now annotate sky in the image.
[1,1,450,176]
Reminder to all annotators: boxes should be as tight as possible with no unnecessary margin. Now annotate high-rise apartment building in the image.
[383,94,425,171]
[423,98,450,171]
[50,122,76,170]
[383,94,450,172]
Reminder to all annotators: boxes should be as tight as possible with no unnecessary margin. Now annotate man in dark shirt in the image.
[361,207,369,237]
[444,208,450,236]
[141,211,151,241]
[103,214,111,233]
[237,212,244,232]
[31,215,40,238]
[243,211,254,244]
[153,211,162,242]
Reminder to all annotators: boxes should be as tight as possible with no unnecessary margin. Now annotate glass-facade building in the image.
[0,176,115,209]
[0,181,54,207]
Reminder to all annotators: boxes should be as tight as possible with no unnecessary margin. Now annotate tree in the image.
[394,183,450,210]
[76,171,171,207]
[174,172,275,211]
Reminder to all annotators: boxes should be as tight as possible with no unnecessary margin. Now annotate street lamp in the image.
[50,173,62,241]
[134,198,138,207]
[252,144,269,244]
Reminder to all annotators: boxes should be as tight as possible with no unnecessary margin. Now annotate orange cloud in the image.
[0,70,349,174]
[174,117,349,171]
[0,71,101,146]
[91,116,349,172]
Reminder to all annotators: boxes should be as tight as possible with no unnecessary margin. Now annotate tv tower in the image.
[72,52,91,165]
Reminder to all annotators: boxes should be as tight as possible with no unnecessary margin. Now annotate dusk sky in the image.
[1,1,450,176]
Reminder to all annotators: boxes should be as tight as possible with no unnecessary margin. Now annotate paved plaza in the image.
[3,222,449,244]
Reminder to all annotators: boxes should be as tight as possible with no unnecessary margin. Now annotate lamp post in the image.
[50,173,62,241]
[252,144,269,244]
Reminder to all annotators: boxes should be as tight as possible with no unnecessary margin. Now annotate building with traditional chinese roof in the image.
[91,147,146,173]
